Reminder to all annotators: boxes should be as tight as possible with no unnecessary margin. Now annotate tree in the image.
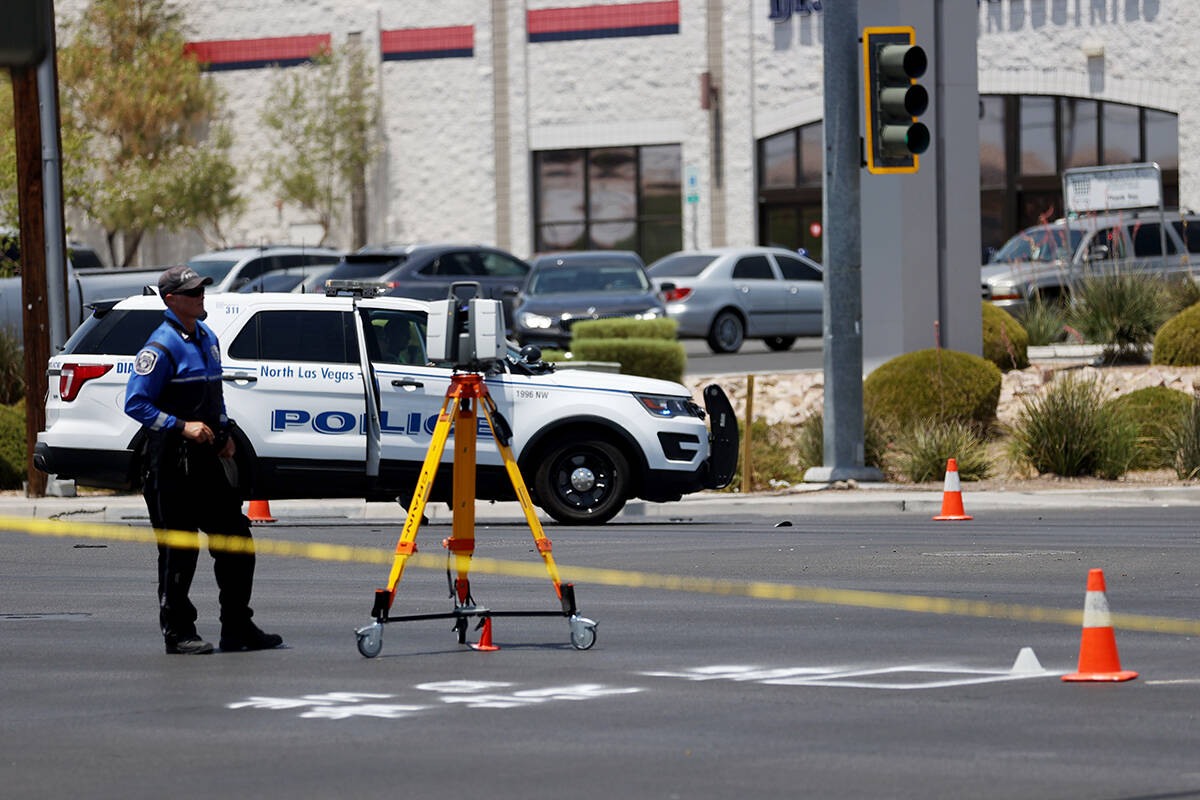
[56,0,243,266]
[260,39,379,248]
[0,71,94,276]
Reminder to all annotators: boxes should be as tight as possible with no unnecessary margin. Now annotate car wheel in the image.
[707,310,745,353]
[764,336,796,352]
[533,437,629,525]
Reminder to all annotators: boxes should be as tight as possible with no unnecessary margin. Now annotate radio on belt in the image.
[426,282,506,368]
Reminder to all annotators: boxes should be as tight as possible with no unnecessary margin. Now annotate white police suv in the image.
[35,291,737,524]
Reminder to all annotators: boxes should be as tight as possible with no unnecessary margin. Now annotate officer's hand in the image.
[219,437,235,459]
[181,421,214,444]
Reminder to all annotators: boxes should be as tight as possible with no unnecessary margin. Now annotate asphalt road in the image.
[683,336,822,376]
[2,508,1199,799]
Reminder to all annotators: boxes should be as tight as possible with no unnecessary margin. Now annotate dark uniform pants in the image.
[143,443,255,639]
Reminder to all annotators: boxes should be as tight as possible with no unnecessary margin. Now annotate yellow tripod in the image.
[355,373,597,657]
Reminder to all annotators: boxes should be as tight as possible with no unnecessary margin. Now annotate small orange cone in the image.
[933,458,972,520]
[471,617,500,651]
[1063,568,1138,682]
[247,499,276,524]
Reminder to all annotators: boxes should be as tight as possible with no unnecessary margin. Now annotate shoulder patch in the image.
[133,349,159,375]
[210,344,220,363]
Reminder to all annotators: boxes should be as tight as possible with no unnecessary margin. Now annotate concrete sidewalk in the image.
[5,481,1200,525]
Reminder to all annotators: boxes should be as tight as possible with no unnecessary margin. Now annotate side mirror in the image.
[1085,243,1110,262]
[520,344,542,364]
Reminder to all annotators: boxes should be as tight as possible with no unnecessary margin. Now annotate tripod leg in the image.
[380,394,457,604]
[446,396,477,606]
[480,392,563,595]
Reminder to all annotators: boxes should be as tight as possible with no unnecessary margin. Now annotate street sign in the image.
[685,166,700,204]
[1063,163,1163,213]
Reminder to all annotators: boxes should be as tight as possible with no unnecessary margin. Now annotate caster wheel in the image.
[356,622,383,658]
[568,615,597,650]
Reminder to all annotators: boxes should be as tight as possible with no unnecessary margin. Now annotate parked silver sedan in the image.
[646,246,823,353]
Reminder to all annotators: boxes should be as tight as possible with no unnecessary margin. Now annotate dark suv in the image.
[322,243,530,320]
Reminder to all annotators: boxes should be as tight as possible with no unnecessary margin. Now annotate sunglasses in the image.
[173,286,205,298]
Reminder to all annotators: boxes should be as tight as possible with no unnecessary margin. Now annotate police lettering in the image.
[270,408,492,438]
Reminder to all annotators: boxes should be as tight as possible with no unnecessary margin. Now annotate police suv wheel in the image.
[707,310,744,353]
[534,438,628,525]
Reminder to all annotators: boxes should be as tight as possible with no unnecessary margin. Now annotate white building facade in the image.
[54,0,1188,270]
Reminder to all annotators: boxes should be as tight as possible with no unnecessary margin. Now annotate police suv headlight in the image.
[521,312,554,329]
[633,392,702,418]
[633,307,664,320]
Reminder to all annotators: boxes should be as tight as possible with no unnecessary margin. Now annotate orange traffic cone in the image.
[247,499,276,524]
[1063,568,1138,682]
[471,617,500,651]
[933,458,972,520]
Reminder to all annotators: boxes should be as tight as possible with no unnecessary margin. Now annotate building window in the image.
[1019,96,1057,175]
[1061,98,1099,169]
[533,144,681,264]
[755,122,824,261]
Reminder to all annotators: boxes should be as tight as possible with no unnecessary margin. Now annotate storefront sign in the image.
[1063,164,1163,213]
[769,0,822,24]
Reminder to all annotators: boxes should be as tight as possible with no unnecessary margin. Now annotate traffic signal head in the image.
[863,27,929,174]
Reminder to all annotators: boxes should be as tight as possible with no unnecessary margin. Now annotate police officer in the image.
[125,265,283,655]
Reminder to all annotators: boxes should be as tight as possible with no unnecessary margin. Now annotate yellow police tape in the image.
[6,513,1200,637]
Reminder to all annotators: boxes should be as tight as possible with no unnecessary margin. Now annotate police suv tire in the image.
[764,336,795,352]
[533,437,629,525]
[707,310,744,354]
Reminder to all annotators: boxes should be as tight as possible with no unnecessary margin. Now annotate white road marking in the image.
[641,660,1065,691]
[227,683,642,720]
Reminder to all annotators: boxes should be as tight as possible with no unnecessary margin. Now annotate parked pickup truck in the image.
[981,209,1200,316]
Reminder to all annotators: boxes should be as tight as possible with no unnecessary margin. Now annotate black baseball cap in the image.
[158,265,213,295]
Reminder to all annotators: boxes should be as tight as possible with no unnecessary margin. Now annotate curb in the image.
[6,483,1200,524]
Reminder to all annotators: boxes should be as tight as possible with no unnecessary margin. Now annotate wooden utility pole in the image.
[11,66,50,497]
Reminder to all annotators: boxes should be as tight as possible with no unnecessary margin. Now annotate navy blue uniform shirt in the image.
[125,309,228,434]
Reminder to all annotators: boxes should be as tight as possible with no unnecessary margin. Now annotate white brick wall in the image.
[50,0,1200,264]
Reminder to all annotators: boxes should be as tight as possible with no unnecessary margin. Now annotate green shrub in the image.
[1152,302,1200,366]
[722,418,806,492]
[0,402,27,490]
[888,418,992,482]
[1107,386,1193,469]
[1164,274,1200,315]
[1166,396,1200,479]
[794,411,888,472]
[539,349,567,362]
[981,302,1029,371]
[1066,271,1170,362]
[863,348,1001,432]
[1006,374,1137,478]
[1016,294,1067,346]
[570,317,678,341]
[0,327,23,405]
[570,338,686,383]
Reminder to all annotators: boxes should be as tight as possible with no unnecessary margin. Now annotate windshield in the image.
[528,264,649,295]
[186,259,238,282]
[989,227,1083,264]
[325,257,404,282]
[647,254,717,277]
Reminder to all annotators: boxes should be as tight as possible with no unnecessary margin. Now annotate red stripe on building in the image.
[528,1,678,35]
[380,26,474,55]
[185,34,331,66]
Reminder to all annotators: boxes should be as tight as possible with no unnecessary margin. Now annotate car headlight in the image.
[989,281,1022,301]
[633,392,703,418]
[520,312,553,329]
[633,307,664,320]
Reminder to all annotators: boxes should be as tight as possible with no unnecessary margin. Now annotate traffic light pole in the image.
[804,0,883,484]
